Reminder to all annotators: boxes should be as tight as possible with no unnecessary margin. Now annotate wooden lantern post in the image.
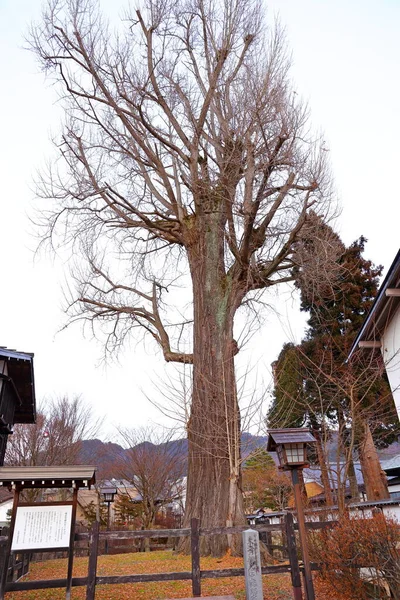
[267,428,317,600]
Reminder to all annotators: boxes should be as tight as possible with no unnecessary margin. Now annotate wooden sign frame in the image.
[0,487,79,600]
[11,501,74,552]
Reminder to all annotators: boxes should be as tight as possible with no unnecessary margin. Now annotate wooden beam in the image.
[385,288,400,297]
[86,521,100,600]
[0,486,20,600]
[6,577,87,592]
[66,486,78,600]
[285,512,302,599]
[358,341,381,348]
[191,518,201,597]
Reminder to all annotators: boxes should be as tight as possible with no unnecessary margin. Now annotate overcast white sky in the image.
[1,0,399,439]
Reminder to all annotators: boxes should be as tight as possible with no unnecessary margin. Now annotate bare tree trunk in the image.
[314,430,334,507]
[347,459,359,501]
[337,408,359,503]
[359,421,389,501]
[182,211,246,556]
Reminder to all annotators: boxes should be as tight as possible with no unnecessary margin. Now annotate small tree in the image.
[5,395,101,467]
[80,500,107,528]
[117,427,185,532]
[243,449,292,512]
[5,395,101,501]
[113,494,143,528]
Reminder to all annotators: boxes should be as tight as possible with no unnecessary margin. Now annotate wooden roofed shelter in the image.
[0,347,36,465]
[0,465,96,600]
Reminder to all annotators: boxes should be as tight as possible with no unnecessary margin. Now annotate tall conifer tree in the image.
[268,224,399,504]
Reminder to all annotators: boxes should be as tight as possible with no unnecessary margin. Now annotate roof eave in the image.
[348,249,400,360]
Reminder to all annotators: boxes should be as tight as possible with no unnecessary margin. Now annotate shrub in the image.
[311,511,400,599]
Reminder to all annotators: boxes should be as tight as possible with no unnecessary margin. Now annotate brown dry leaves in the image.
[5,549,340,599]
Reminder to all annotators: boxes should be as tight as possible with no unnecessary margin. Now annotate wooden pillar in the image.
[66,486,78,600]
[0,434,8,467]
[0,485,20,599]
[284,512,302,600]
[86,521,100,600]
[291,468,315,600]
[190,518,201,597]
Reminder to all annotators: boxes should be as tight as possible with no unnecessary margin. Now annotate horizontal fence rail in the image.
[2,518,293,598]
[0,513,348,599]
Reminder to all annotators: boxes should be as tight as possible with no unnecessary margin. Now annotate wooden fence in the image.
[0,530,30,585]
[0,514,328,599]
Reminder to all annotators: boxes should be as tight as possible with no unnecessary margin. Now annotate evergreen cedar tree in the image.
[30,0,334,554]
[269,226,399,503]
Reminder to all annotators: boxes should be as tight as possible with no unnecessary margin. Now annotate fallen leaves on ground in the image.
[5,550,338,599]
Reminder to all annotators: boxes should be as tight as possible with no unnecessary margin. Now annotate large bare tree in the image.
[30,0,333,554]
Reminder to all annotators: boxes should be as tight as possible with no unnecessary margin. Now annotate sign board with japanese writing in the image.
[11,504,73,551]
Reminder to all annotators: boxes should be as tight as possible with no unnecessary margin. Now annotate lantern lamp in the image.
[101,487,117,503]
[267,428,316,470]
[100,485,118,534]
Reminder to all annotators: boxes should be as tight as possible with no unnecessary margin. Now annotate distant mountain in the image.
[79,432,400,481]
[241,432,268,457]
[79,432,268,480]
[79,439,126,479]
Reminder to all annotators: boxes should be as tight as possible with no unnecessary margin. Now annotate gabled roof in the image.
[381,454,400,475]
[0,465,96,489]
[0,347,36,424]
[267,428,316,451]
[348,249,400,360]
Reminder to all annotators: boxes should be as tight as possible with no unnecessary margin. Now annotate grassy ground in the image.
[5,550,337,600]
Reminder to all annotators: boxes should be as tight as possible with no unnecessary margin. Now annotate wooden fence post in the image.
[66,486,79,600]
[0,487,19,600]
[264,517,273,555]
[0,547,6,587]
[190,518,201,597]
[86,521,100,600]
[22,553,30,578]
[0,530,7,585]
[284,512,303,600]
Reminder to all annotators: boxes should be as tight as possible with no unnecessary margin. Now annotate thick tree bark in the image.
[359,421,389,501]
[182,207,246,556]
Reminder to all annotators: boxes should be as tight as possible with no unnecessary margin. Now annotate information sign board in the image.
[11,504,73,551]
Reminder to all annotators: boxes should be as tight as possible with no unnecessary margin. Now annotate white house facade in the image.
[381,304,400,415]
[349,249,400,419]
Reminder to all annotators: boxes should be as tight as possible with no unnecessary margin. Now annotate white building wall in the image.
[381,305,400,419]
[383,504,400,522]
[0,499,12,525]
